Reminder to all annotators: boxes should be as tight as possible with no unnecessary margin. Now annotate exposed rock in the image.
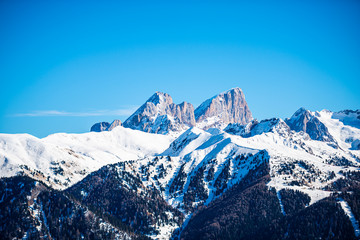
[107,119,122,131]
[123,92,195,134]
[285,108,336,143]
[92,88,252,134]
[194,87,253,129]
[90,120,122,132]
[90,122,110,132]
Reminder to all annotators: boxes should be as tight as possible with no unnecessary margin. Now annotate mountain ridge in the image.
[92,87,253,134]
[1,88,360,239]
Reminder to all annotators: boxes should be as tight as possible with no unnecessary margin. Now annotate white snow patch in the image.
[277,190,286,216]
[338,198,360,237]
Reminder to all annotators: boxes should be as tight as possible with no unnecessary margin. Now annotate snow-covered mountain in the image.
[1,88,360,239]
[0,127,174,189]
[285,107,337,146]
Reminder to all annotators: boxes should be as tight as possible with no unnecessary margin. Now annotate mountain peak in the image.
[90,119,122,132]
[147,91,173,105]
[293,107,307,116]
[90,122,110,132]
[290,107,316,120]
[91,88,253,134]
[123,92,195,134]
[195,87,253,129]
[222,87,243,95]
[285,108,336,144]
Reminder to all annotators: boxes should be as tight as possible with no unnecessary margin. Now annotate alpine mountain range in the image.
[1,87,360,239]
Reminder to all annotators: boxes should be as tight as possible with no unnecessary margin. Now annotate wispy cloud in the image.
[11,107,139,117]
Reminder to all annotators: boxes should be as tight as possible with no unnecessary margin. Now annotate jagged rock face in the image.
[92,88,252,133]
[173,101,196,127]
[90,122,110,132]
[90,120,122,132]
[195,87,252,129]
[285,108,335,143]
[123,92,195,134]
[107,119,122,131]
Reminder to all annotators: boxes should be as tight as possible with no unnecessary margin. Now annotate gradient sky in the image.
[1,0,359,138]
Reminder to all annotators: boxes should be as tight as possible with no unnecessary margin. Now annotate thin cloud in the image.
[11,107,138,117]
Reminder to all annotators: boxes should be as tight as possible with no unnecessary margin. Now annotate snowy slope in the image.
[118,128,266,220]
[0,126,175,189]
[316,109,360,150]
[226,112,360,204]
[332,109,360,129]
[1,108,359,212]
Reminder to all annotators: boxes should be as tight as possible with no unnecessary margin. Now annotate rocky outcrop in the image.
[195,87,253,129]
[90,122,110,132]
[285,108,336,143]
[123,92,195,134]
[90,120,122,132]
[91,88,253,134]
[107,119,122,131]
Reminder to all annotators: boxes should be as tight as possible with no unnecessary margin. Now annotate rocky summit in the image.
[90,119,122,132]
[95,88,253,134]
[123,92,195,134]
[195,87,253,129]
[90,121,110,132]
[285,107,336,144]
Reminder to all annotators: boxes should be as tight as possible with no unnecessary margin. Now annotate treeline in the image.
[180,163,359,240]
[66,163,184,236]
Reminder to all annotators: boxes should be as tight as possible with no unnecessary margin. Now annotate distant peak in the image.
[292,107,308,117]
[123,91,195,134]
[147,91,173,105]
[215,87,244,98]
[154,91,169,96]
[226,87,243,94]
[195,87,252,127]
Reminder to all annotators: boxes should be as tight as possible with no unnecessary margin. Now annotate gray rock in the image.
[285,108,336,143]
[123,92,195,134]
[195,87,253,129]
[90,122,110,132]
[90,120,122,132]
[107,119,122,131]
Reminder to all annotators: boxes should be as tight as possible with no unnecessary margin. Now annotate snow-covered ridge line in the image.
[0,126,175,189]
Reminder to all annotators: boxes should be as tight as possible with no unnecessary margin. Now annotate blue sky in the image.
[1,1,359,138]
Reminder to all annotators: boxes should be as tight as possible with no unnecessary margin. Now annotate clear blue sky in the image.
[1,0,359,138]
